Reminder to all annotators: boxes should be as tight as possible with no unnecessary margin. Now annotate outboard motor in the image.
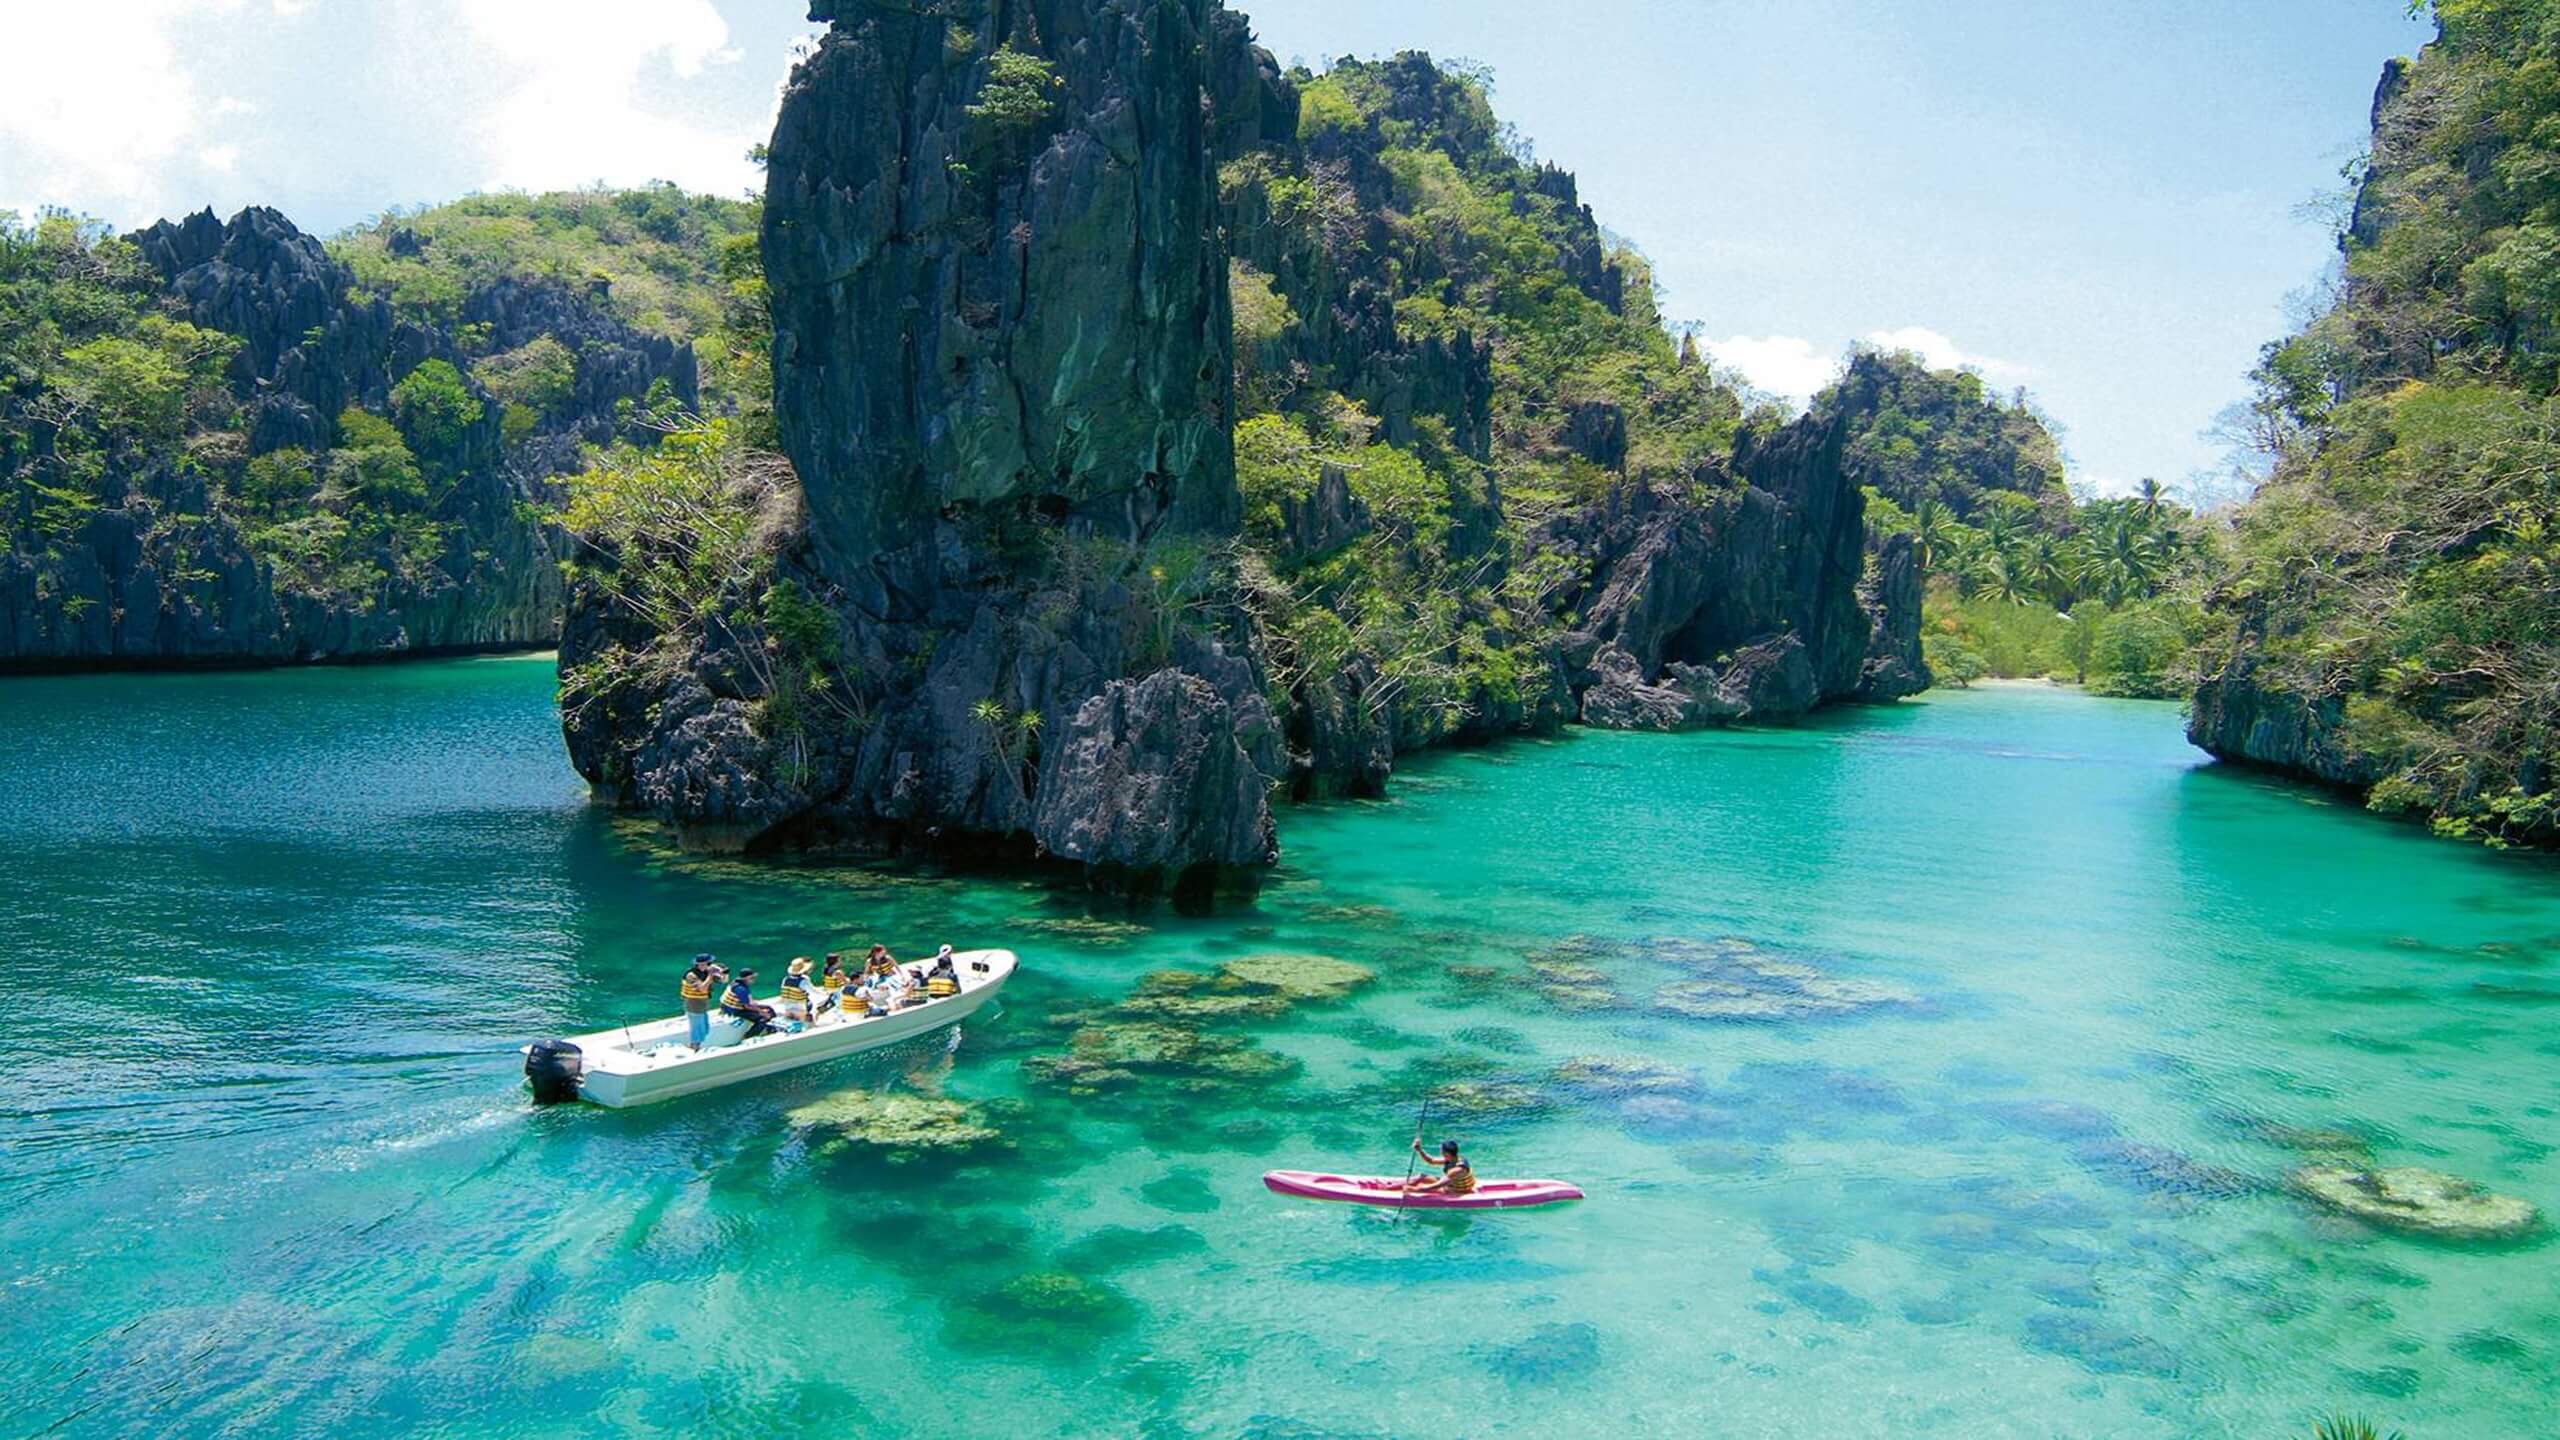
[523,1039,584,1105]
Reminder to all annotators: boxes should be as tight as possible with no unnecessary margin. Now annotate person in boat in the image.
[778,958,816,1029]
[864,944,898,982]
[719,967,779,1038]
[925,950,961,999]
[1405,1139,1476,1197]
[679,954,722,1051]
[817,954,850,1017]
[901,966,935,1007]
[858,968,896,1019]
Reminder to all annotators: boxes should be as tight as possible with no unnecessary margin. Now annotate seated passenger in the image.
[925,951,960,999]
[817,954,850,1016]
[719,968,778,1039]
[778,958,816,1029]
[1404,1139,1476,1196]
[860,971,895,1018]
[900,967,933,1007]
[864,944,896,981]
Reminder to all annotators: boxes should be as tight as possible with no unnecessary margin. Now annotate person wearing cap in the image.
[778,958,817,1029]
[925,948,960,999]
[719,966,778,1038]
[816,954,850,1019]
[679,955,722,1050]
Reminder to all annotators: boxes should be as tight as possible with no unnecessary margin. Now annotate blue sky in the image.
[0,1,2432,494]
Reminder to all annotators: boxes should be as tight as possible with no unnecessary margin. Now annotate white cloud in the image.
[1699,325,2034,409]
[1699,334,1841,406]
[453,0,755,195]
[0,1,246,224]
[1860,325,2030,382]
[200,144,241,175]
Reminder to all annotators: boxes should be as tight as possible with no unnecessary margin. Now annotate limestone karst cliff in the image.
[556,7,1924,893]
[562,0,1293,897]
[2188,9,2560,844]
[0,204,698,667]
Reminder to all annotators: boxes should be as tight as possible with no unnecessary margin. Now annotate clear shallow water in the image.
[2,663,2555,1437]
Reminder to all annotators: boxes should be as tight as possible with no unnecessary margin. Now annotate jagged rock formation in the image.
[565,0,1291,897]
[1,206,695,668]
[1547,404,1922,732]
[560,14,1925,892]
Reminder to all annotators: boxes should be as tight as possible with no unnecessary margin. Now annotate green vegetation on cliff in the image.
[331,184,763,416]
[1221,54,1746,755]
[2195,0,2560,844]
[3,189,738,664]
[0,213,459,611]
[1829,349,2200,696]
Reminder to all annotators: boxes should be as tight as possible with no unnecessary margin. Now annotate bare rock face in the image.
[1857,531,1930,701]
[2187,653,2381,790]
[1031,668,1279,895]
[1545,399,1895,731]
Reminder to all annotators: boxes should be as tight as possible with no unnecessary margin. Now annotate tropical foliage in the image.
[1841,350,2203,696]
[2197,0,2560,844]
[1221,54,1746,746]
[331,185,764,412]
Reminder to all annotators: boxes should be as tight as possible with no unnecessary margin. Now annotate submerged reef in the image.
[2288,1166,2543,1242]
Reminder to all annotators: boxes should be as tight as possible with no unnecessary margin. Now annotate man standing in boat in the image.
[679,955,722,1050]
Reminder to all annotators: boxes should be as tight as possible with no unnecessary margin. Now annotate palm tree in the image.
[2134,476,2168,518]
[2020,534,2073,607]
[1951,532,2000,599]
[1986,550,2037,605]
[1911,500,1956,569]
[2060,513,2155,605]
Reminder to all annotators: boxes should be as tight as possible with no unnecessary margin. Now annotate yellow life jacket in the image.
[780,976,811,1003]
[926,975,959,998]
[818,971,847,993]
[679,974,714,1003]
[1443,1165,1476,1196]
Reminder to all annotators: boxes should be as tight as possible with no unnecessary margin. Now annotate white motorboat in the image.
[522,949,1017,1108]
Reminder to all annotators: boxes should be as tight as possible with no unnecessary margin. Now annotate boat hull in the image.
[548,950,1016,1107]
[1261,1169,1585,1210]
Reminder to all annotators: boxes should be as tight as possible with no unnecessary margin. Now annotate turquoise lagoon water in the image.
[1,660,2554,1437]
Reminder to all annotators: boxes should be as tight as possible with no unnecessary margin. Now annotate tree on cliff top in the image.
[967,44,1063,132]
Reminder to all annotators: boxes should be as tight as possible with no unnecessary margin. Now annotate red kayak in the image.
[1262,1169,1585,1210]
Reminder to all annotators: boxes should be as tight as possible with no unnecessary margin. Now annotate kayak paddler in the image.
[1405,1138,1476,1197]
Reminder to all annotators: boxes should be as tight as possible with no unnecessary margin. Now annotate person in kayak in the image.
[679,955,722,1050]
[719,967,778,1038]
[1405,1139,1476,1196]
